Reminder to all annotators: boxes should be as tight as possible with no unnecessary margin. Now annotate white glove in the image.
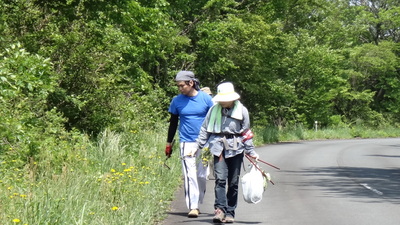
[251,153,259,162]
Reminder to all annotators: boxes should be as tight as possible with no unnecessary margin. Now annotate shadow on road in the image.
[283,166,400,204]
[366,154,400,158]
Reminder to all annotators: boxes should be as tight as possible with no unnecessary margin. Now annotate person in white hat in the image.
[165,71,214,218]
[196,82,259,223]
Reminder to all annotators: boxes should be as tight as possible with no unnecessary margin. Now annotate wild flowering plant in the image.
[200,146,213,167]
[0,128,182,225]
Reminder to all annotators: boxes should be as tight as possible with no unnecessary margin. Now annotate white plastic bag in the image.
[241,164,265,204]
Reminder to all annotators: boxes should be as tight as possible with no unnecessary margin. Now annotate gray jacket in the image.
[196,102,258,158]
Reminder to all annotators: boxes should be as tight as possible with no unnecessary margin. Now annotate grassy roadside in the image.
[253,125,400,146]
[1,125,399,224]
[0,128,182,225]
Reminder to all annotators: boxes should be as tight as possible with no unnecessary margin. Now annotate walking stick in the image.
[245,154,275,185]
[257,158,280,170]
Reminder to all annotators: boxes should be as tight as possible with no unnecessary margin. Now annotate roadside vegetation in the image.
[253,124,400,146]
[1,0,399,224]
[0,128,182,225]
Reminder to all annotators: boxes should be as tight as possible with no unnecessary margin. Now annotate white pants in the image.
[180,142,208,210]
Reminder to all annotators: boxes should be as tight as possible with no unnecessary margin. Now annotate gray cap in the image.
[175,71,195,81]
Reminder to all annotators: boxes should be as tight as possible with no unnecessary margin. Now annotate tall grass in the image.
[0,128,182,225]
[254,124,400,145]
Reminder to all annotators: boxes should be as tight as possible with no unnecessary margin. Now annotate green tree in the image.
[351,0,400,44]
[349,41,400,118]
[0,43,60,161]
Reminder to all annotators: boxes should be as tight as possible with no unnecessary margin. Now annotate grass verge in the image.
[0,128,182,225]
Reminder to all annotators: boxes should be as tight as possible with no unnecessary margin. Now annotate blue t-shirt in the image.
[169,91,213,142]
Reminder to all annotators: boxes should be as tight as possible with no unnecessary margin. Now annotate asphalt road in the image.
[160,138,400,225]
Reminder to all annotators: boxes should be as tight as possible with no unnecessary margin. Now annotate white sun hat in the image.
[212,82,240,102]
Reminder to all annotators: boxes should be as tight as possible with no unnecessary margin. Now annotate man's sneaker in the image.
[212,208,225,223]
[188,209,199,218]
[224,216,235,223]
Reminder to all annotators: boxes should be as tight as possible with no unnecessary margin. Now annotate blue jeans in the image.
[213,152,243,218]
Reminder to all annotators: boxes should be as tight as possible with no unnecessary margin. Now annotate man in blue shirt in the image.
[165,71,214,218]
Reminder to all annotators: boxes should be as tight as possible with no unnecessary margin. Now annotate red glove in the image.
[241,129,254,143]
[165,145,172,158]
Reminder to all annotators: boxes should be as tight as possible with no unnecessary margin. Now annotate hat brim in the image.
[212,92,240,102]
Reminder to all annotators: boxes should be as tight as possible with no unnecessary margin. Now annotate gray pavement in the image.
[160,138,400,225]
[160,157,275,225]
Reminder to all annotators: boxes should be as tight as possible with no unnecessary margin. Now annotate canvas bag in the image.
[241,164,265,204]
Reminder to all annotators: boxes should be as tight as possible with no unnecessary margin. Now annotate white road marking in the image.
[360,183,383,195]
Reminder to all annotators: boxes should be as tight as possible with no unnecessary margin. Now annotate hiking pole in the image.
[257,158,280,170]
[163,159,171,169]
[163,139,175,169]
[245,154,275,185]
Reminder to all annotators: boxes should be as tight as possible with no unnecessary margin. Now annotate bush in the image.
[0,43,62,164]
[254,125,279,144]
